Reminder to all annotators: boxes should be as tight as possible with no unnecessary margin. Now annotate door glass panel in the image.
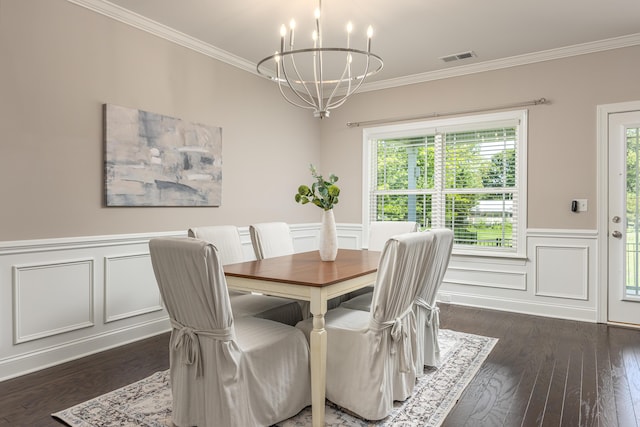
[626,126,640,298]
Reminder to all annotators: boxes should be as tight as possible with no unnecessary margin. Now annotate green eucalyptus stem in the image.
[294,164,340,211]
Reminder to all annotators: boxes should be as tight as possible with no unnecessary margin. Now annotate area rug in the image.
[53,329,497,427]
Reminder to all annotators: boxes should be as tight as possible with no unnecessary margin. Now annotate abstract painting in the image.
[104,104,222,206]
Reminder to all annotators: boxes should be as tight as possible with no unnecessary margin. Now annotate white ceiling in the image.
[74,0,640,90]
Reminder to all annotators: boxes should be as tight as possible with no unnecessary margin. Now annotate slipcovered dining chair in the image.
[343,220,420,303]
[188,226,246,265]
[367,221,419,251]
[149,237,311,427]
[296,232,435,420]
[249,221,340,314]
[414,228,454,369]
[249,221,295,260]
[340,229,454,370]
[188,226,246,297]
[188,225,303,326]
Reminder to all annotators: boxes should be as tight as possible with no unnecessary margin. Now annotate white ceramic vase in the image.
[319,209,338,261]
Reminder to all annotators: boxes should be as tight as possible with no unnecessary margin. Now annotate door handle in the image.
[612,230,623,238]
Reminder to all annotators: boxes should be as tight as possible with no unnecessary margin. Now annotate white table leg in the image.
[309,288,327,427]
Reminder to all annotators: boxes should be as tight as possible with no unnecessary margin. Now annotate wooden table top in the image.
[224,249,380,287]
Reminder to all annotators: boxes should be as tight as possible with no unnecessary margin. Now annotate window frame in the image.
[362,110,528,258]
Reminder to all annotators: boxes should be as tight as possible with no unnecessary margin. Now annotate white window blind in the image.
[364,111,526,255]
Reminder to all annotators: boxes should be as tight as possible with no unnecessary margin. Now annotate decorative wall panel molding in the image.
[534,245,589,300]
[104,253,163,323]
[13,258,94,344]
[444,266,527,291]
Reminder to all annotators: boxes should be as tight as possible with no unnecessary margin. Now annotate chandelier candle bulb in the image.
[289,20,295,47]
[315,7,321,43]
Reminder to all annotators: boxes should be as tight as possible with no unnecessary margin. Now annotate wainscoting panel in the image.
[336,223,363,250]
[104,253,163,323]
[444,266,527,291]
[0,225,600,382]
[13,258,94,344]
[439,229,598,322]
[290,223,362,252]
[289,225,319,253]
[0,232,181,382]
[534,245,589,300]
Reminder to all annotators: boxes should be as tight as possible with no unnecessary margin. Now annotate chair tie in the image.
[415,297,440,327]
[171,319,236,378]
[370,306,415,373]
[414,297,441,367]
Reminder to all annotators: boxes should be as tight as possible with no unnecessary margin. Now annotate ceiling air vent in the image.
[440,51,476,63]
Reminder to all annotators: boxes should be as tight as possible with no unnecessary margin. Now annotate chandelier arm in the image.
[324,52,354,109]
[287,54,318,105]
[317,3,324,114]
[257,45,384,118]
[276,54,317,110]
[312,50,323,114]
[280,61,319,109]
[344,54,371,96]
[258,49,382,84]
[326,54,372,110]
[276,79,318,110]
[258,52,321,110]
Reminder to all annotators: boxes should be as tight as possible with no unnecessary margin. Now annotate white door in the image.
[608,110,640,326]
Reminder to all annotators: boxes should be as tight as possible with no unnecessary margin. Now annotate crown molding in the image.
[66,0,257,75]
[359,33,640,92]
[68,1,640,92]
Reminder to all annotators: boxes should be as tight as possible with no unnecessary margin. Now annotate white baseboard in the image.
[0,317,170,382]
[438,291,598,323]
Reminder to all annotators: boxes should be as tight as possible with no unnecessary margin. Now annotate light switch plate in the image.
[576,199,588,212]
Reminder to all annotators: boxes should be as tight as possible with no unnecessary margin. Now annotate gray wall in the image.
[320,46,640,230]
[2,0,640,241]
[0,0,321,241]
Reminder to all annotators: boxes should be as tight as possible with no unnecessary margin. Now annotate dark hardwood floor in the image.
[441,304,640,427]
[1,304,639,426]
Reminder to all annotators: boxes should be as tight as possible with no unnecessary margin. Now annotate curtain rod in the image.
[346,97,549,128]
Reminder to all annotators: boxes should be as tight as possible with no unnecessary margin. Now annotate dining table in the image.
[224,248,380,427]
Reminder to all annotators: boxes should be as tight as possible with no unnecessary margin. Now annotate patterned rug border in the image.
[53,329,497,427]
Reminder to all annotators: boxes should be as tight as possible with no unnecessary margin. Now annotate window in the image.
[363,110,527,256]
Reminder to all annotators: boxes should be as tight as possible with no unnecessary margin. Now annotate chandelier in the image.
[256,0,384,119]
